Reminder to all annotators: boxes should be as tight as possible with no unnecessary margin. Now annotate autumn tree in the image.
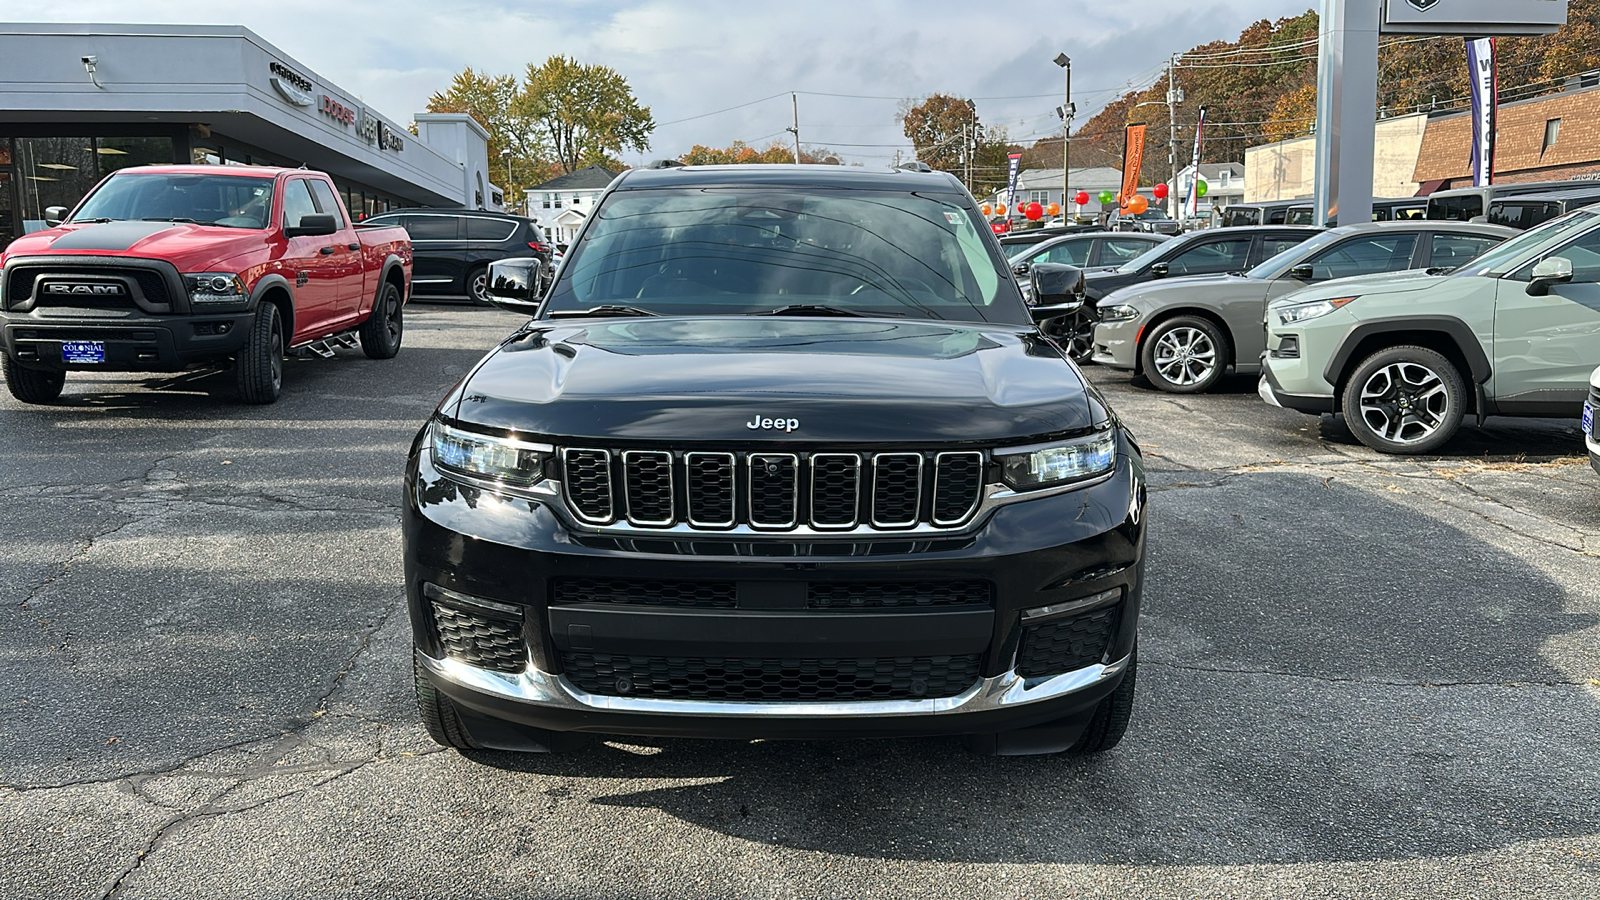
[426,67,549,197]
[678,142,844,165]
[516,56,655,174]
[900,94,1014,193]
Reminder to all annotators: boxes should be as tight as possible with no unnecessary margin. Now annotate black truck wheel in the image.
[235,301,284,405]
[1071,649,1137,753]
[414,652,483,751]
[1340,345,1465,454]
[2,353,66,404]
[359,281,403,360]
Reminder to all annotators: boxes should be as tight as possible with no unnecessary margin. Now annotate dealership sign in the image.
[319,96,404,153]
[268,61,314,107]
[1381,0,1565,35]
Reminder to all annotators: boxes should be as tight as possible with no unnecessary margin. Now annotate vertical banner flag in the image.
[1185,106,1208,219]
[1005,153,1023,209]
[1466,38,1497,187]
[1119,124,1148,207]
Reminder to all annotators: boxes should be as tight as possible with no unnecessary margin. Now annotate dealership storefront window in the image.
[0,129,408,247]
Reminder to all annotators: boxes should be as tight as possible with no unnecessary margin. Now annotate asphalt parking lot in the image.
[2,304,1597,899]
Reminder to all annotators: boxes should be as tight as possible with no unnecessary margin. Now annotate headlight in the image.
[184,272,247,305]
[1100,304,1140,322]
[996,430,1117,491]
[429,421,551,486]
[1275,295,1357,325]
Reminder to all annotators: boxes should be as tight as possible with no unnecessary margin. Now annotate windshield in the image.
[1457,209,1600,276]
[544,187,1027,324]
[1245,230,1342,279]
[1115,235,1187,274]
[70,172,276,228]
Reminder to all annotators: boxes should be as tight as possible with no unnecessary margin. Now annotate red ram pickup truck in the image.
[0,165,412,404]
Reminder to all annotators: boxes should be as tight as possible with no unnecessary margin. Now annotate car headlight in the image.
[996,430,1117,491]
[1100,304,1140,322]
[184,272,247,305]
[430,421,551,486]
[1275,295,1357,325]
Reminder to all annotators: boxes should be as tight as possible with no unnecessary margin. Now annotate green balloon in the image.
[1196,180,1209,198]
[1097,190,1115,205]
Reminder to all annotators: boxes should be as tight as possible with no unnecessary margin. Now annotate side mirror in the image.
[1288,263,1316,280]
[44,206,69,227]
[1012,263,1031,277]
[284,214,338,238]
[1149,261,1170,278]
[1526,256,1573,296]
[1028,263,1085,321]
[486,257,545,313]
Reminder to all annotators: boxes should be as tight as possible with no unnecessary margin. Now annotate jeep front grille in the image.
[560,449,986,532]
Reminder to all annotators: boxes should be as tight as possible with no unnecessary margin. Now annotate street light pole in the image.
[1054,53,1072,220]
[1166,53,1182,220]
[787,93,801,164]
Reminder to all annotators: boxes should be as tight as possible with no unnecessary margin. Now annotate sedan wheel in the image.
[469,267,491,304]
[1140,316,1230,393]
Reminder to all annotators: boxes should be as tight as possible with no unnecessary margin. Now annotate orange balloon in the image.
[1128,195,1149,215]
[981,204,992,216]
[995,204,1007,216]
[1046,203,1061,216]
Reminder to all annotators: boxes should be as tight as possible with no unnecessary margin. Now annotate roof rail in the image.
[647,159,686,169]
[895,161,933,173]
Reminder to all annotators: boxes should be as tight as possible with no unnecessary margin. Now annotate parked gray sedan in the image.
[1090,221,1516,393]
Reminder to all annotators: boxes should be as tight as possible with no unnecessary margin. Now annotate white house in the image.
[1168,162,1246,220]
[524,164,619,244]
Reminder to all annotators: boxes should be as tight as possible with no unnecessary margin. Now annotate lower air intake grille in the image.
[561,653,982,701]
[431,604,526,674]
[808,581,994,610]
[1016,605,1121,678]
[551,578,737,609]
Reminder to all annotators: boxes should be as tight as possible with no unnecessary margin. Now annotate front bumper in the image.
[1,310,254,372]
[1091,316,1140,370]
[404,432,1146,744]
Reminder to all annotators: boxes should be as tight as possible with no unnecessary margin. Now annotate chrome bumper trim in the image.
[420,651,1129,719]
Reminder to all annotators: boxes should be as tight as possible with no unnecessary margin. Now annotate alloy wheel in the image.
[470,271,489,303]
[1151,326,1216,386]
[1357,362,1450,445]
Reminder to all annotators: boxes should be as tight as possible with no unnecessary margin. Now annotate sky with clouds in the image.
[13,0,1313,165]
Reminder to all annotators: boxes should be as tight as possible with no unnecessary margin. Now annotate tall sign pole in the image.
[1313,0,1380,228]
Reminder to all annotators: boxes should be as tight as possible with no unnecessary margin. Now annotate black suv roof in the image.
[615,164,966,192]
[373,207,533,223]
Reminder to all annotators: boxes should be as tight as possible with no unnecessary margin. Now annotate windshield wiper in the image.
[547,305,660,318]
[754,304,871,318]
[67,217,117,224]
[138,217,197,224]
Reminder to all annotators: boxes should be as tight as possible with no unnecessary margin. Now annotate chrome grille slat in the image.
[561,448,987,533]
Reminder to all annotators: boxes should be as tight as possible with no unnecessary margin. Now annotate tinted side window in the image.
[1036,240,1089,266]
[403,215,461,241]
[282,179,318,229]
[1100,238,1155,264]
[1261,237,1309,259]
[465,217,517,241]
[1306,233,1418,279]
[1512,228,1600,283]
[1166,238,1251,275]
[307,179,345,228]
[1430,233,1501,268]
[1266,208,1288,225]
[1428,195,1483,221]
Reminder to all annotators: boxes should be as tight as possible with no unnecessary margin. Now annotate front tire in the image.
[1140,315,1231,393]
[235,302,284,405]
[2,354,65,404]
[467,265,492,305]
[1340,345,1465,454]
[359,281,403,360]
[1071,650,1137,753]
[414,652,482,751]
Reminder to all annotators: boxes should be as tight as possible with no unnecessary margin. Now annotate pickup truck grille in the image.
[561,449,987,531]
[4,263,175,311]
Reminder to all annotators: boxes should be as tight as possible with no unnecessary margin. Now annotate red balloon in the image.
[1153,183,1170,200]
[1075,191,1091,206]
[1025,202,1044,221]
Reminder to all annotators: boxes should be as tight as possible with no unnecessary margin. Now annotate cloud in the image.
[9,0,1307,164]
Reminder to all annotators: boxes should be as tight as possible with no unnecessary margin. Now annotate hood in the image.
[449,317,1097,443]
[1267,268,1447,308]
[1106,273,1270,307]
[3,221,266,271]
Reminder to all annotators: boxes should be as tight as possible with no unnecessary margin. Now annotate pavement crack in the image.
[1146,659,1590,688]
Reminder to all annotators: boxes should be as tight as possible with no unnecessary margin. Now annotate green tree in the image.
[426,67,550,198]
[517,56,655,174]
[900,94,977,176]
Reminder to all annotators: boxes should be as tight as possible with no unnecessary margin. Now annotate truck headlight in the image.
[1275,295,1357,325]
[184,272,247,305]
[1100,304,1140,322]
[430,422,551,486]
[996,430,1117,490]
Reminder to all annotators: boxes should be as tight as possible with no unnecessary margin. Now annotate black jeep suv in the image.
[403,164,1147,756]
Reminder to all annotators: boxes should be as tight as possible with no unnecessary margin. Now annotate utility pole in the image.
[1167,53,1182,219]
[787,93,801,164]
[1054,53,1073,221]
